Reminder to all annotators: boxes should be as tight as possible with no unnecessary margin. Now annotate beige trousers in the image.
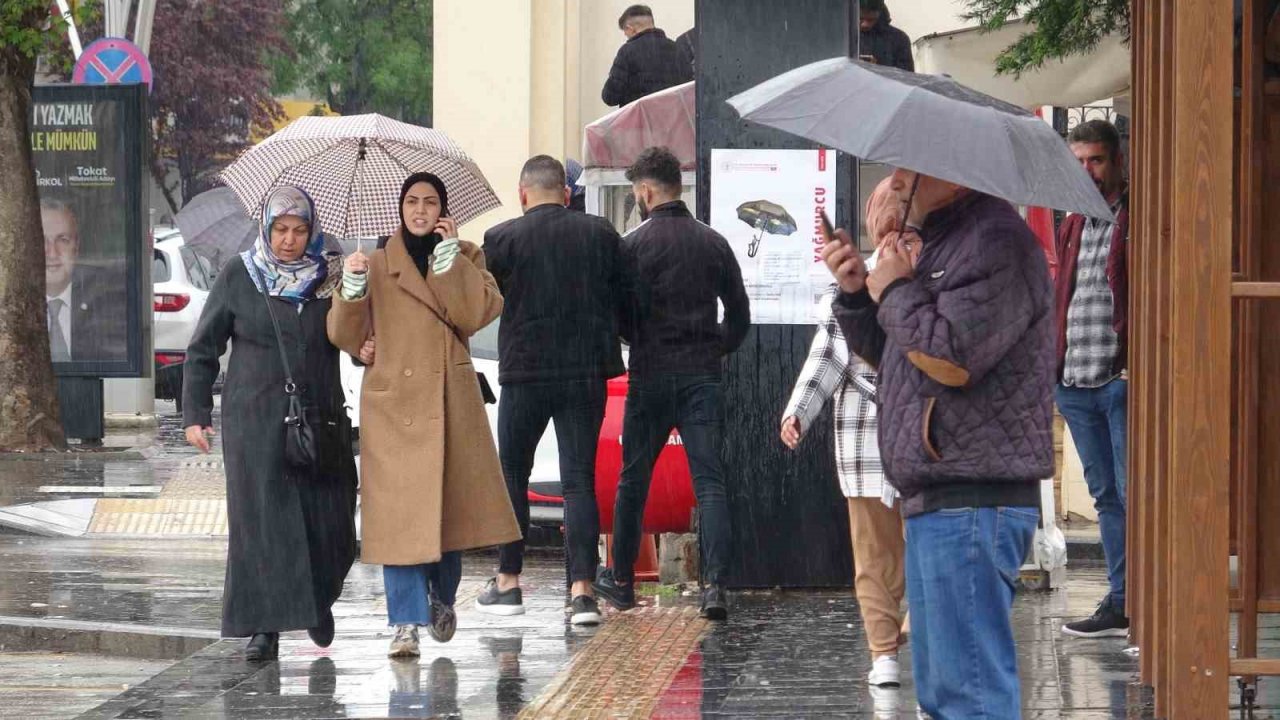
[847,497,906,657]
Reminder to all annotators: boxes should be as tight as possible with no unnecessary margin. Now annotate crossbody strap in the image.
[247,261,299,393]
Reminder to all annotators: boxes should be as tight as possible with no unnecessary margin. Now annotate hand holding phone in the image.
[818,209,867,294]
[434,215,458,239]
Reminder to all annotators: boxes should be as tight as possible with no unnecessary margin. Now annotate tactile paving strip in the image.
[517,606,709,719]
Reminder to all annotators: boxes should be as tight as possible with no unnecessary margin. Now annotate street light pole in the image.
[133,0,157,55]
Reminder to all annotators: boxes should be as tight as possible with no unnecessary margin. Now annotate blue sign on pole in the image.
[72,38,153,92]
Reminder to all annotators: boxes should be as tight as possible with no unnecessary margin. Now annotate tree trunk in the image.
[0,50,66,451]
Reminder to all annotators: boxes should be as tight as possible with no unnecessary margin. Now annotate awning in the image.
[914,19,1130,109]
[581,81,695,185]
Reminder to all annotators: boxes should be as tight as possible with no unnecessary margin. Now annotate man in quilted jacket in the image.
[822,168,1054,720]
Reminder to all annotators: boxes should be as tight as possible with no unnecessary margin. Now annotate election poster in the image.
[31,84,149,376]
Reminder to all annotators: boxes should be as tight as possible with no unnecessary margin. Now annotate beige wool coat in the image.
[327,233,520,565]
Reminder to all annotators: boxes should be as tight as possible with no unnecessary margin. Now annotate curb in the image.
[0,616,218,660]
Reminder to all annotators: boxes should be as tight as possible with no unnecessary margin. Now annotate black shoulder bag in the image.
[248,262,319,471]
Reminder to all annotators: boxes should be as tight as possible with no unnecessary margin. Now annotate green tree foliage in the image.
[271,0,433,125]
[962,0,1130,76]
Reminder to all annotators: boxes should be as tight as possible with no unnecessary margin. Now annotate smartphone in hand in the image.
[819,208,839,246]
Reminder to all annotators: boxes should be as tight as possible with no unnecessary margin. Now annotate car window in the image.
[152,250,171,283]
[197,254,217,283]
[471,317,499,361]
[180,246,210,290]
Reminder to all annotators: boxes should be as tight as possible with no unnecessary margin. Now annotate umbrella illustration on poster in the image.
[737,200,798,257]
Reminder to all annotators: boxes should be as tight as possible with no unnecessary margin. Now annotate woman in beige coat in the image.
[328,172,520,658]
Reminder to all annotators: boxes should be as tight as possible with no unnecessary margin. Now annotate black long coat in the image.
[183,256,357,637]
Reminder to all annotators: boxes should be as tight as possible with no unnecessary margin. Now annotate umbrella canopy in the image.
[582,81,695,178]
[173,186,258,271]
[220,113,501,238]
[737,199,798,258]
[727,58,1113,220]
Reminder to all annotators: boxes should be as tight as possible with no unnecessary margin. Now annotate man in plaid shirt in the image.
[1054,120,1131,639]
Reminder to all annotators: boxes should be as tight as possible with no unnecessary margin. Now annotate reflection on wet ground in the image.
[0,400,217,510]
[1,531,1278,717]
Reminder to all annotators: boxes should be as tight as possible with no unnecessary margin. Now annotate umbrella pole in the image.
[896,174,922,248]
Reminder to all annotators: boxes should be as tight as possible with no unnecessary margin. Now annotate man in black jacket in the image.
[593,147,751,621]
[859,0,914,72]
[601,5,693,107]
[478,156,632,626]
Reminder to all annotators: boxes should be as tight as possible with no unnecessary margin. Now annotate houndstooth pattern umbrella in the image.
[220,114,501,237]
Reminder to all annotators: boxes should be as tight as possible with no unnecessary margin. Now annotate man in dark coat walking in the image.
[823,168,1054,719]
[859,0,914,72]
[479,156,634,626]
[601,5,693,107]
[593,147,750,622]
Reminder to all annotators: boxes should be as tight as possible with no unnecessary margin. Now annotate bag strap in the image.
[247,261,299,394]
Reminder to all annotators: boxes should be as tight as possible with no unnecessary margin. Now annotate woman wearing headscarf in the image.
[779,177,920,691]
[183,186,359,662]
[328,172,520,658]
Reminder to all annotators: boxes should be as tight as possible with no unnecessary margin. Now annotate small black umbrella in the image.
[737,200,798,257]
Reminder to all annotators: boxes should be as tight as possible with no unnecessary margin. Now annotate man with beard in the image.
[1055,120,1132,639]
[858,0,914,72]
[593,146,750,620]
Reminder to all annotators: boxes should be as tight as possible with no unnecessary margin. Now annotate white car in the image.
[152,228,219,407]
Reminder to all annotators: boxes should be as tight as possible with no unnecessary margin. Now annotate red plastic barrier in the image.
[595,374,697,534]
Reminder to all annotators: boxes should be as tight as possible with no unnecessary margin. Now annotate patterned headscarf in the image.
[242,186,337,302]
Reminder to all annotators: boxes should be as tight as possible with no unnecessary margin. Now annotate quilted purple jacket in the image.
[834,192,1055,500]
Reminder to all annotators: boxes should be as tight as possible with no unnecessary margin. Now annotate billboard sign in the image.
[31,84,150,377]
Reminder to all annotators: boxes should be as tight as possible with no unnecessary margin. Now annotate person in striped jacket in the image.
[780,177,918,690]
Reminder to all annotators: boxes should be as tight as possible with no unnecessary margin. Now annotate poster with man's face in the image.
[30,86,146,374]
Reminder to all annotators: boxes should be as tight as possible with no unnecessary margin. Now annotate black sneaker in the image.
[475,578,525,616]
[1062,597,1129,638]
[569,595,603,626]
[428,596,457,642]
[592,568,636,611]
[700,585,729,621]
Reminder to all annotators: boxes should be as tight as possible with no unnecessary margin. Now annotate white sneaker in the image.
[868,685,901,719]
[867,655,900,687]
[388,624,420,657]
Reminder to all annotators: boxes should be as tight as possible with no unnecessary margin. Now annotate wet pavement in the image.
[0,399,216,511]
[1,403,1276,717]
[0,531,1205,719]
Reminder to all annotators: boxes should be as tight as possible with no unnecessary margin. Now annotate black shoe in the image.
[245,632,278,662]
[476,578,526,616]
[700,585,728,621]
[569,595,602,626]
[308,607,335,648]
[428,596,457,643]
[592,568,636,611]
[1063,597,1130,638]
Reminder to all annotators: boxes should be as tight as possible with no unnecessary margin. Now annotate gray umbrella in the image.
[174,186,259,271]
[727,57,1113,220]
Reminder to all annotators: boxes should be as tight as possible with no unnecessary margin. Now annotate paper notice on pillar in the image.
[710,148,836,325]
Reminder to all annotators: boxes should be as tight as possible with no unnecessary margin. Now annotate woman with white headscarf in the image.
[183,186,361,662]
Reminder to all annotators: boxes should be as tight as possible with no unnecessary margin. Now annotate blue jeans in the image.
[384,552,463,626]
[906,506,1039,720]
[1056,379,1128,606]
[613,374,731,585]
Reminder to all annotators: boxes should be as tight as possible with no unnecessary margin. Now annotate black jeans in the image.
[613,374,730,585]
[497,379,607,583]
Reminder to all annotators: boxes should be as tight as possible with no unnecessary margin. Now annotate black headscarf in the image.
[399,172,449,277]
